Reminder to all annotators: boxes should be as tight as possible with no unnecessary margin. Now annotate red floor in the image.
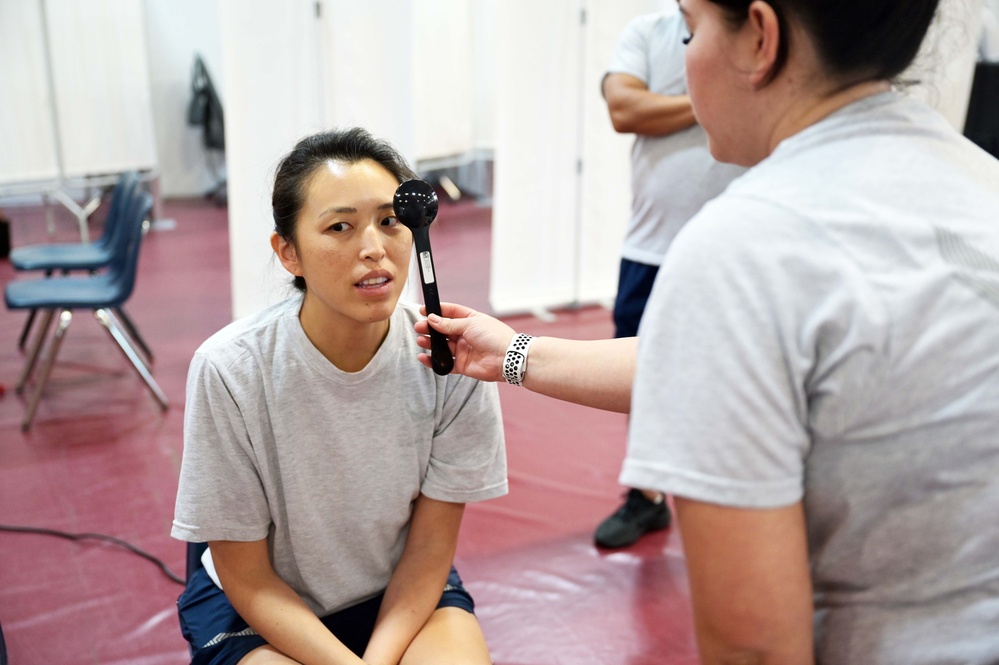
[0,195,696,664]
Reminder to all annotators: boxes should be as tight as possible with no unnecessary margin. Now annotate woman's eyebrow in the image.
[320,202,395,216]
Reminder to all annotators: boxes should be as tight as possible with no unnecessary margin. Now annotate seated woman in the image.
[172,127,507,665]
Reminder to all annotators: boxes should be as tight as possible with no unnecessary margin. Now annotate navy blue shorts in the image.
[613,258,659,338]
[177,566,474,665]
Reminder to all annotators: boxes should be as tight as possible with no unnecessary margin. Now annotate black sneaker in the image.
[594,489,671,549]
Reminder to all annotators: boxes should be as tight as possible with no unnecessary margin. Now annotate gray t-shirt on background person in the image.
[607,11,746,266]
[623,92,999,664]
[172,298,508,616]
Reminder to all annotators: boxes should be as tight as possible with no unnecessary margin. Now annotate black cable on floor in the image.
[0,523,185,585]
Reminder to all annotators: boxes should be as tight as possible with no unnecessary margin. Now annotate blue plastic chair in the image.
[9,172,154,363]
[10,172,140,272]
[5,191,168,430]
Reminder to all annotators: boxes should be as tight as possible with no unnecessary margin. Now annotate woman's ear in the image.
[745,0,782,86]
[271,232,303,277]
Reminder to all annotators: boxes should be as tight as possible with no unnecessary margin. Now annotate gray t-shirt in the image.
[623,92,999,664]
[172,298,508,615]
[607,11,745,266]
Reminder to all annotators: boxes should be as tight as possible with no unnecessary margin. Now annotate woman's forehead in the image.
[303,160,396,211]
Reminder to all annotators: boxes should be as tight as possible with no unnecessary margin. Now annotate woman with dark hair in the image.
[416,1,999,663]
[172,127,507,665]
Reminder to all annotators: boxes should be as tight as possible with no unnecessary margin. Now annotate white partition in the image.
[142,0,226,198]
[490,0,662,315]
[578,1,667,307]
[45,0,157,177]
[0,0,158,240]
[319,0,416,161]
[219,0,326,319]
[319,0,480,164]
[0,0,60,186]
[491,0,585,315]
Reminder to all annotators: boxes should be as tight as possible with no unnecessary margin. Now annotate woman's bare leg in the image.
[400,607,491,665]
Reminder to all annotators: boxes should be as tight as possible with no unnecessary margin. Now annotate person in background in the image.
[415,0,999,662]
[172,127,507,665]
[595,7,745,549]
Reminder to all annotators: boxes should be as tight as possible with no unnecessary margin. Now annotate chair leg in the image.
[18,271,57,352]
[112,306,154,363]
[17,309,38,352]
[95,309,168,411]
[16,309,56,393]
[22,309,72,431]
[104,309,151,373]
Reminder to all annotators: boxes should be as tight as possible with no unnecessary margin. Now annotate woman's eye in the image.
[381,216,401,228]
[329,222,351,233]
[682,33,693,45]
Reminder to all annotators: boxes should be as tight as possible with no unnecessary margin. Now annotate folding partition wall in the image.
[0,0,60,186]
[491,0,662,316]
[218,0,325,318]
[0,0,158,240]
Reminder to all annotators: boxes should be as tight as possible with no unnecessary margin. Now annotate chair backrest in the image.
[97,171,141,251]
[105,190,154,308]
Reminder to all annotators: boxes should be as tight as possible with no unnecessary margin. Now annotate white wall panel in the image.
[490,0,663,315]
[472,0,499,151]
[320,0,476,164]
[143,0,225,198]
[320,0,416,161]
[0,0,157,188]
[45,0,157,177]
[0,0,60,185]
[577,1,664,307]
[220,0,325,319]
[491,0,584,315]
[411,0,476,160]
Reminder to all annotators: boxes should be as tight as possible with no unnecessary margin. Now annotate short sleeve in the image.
[606,14,655,83]
[622,195,885,508]
[171,351,271,542]
[421,377,508,504]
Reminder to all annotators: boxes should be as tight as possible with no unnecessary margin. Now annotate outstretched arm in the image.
[415,303,636,413]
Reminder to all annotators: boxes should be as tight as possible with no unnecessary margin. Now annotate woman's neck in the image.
[298,296,391,373]
[767,78,891,156]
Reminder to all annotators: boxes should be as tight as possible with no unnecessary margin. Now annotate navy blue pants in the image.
[613,258,660,338]
[178,566,474,665]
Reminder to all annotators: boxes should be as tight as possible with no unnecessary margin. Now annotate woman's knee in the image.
[401,607,491,665]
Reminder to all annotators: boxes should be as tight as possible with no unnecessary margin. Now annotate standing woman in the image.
[172,127,507,665]
[418,0,999,663]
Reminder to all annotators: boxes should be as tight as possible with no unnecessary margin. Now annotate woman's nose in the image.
[359,225,386,261]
